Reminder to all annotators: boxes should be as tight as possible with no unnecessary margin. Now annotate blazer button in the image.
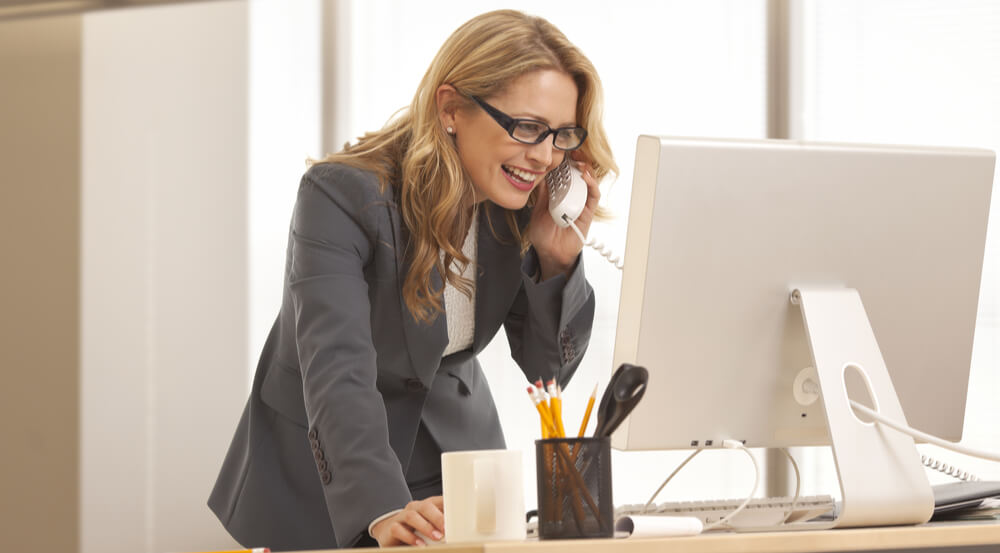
[308,428,318,440]
[405,378,425,392]
[310,438,320,451]
[317,459,328,472]
[314,448,325,461]
[321,471,332,485]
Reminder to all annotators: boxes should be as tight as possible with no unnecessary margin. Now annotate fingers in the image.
[372,516,413,547]
[373,497,445,547]
[389,521,422,546]
[416,496,446,535]
[372,513,416,547]
[573,160,601,215]
[405,499,445,542]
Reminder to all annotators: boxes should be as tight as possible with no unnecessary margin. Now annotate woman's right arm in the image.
[288,166,417,547]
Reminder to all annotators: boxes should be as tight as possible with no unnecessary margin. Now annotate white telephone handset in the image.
[544,160,624,270]
[545,159,588,227]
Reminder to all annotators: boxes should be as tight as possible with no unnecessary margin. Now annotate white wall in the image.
[81,2,249,552]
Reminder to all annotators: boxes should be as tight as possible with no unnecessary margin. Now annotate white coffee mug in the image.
[441,449,526,543]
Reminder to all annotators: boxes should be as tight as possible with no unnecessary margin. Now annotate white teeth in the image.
[504,165,535,184]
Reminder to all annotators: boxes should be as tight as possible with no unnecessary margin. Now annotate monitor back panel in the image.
[612,136,995,450]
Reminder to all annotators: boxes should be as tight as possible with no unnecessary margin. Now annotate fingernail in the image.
[432,530,443,540]
[415,538,426,546]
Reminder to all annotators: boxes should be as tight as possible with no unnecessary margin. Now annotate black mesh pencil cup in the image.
[535,437,613,539]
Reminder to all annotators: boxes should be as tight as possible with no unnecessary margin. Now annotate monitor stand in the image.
[792,287,934,527]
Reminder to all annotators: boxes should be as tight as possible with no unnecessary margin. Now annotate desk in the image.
[316,522,1000,553]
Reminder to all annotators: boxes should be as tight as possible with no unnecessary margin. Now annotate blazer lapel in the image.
[388,202,448,389]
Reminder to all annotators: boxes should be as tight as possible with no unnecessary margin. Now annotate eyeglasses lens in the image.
[512,122,584,150]
[553,128,586,150]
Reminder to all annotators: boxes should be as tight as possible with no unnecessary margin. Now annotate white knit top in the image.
[442,211,477,356]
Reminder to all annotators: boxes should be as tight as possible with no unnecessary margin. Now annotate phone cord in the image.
[565,217,624,270]
[921,453,981,482]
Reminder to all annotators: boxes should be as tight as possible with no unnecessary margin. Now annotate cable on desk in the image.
[703,440,760,530]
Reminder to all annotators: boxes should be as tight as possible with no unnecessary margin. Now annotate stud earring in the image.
[446,126,454,134]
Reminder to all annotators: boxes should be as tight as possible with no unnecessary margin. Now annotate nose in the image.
[525,137,556,167]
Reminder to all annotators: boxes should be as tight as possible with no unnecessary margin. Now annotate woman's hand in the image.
[529,157,602,281]
[370,496,445,547]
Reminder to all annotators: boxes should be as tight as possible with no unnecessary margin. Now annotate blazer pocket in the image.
[261,364,309,428]
[443,353,476,396]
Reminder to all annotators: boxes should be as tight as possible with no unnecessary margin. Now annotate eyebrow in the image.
[513,111,578,128]
[477,95,577,128]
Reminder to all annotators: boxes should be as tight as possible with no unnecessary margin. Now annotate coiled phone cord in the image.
[921,454,981,482]
[564,215,624,270]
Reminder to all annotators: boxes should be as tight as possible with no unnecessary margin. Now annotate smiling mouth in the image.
[502,165,538,187]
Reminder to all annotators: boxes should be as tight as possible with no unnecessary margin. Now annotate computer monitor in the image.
[611,136,995,526]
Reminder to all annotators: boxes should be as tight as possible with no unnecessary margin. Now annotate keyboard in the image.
[615,494,837,530]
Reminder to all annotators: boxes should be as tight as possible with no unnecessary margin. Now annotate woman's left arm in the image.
[503,161,601,388]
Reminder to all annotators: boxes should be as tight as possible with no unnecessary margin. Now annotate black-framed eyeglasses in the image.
[470,95,588,151]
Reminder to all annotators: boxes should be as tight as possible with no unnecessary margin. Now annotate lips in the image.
[502,164,538,191]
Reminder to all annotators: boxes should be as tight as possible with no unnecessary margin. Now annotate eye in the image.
[554,128,587,149]
[512,120,548,140]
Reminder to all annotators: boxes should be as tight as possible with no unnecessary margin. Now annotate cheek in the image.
[459,138,512,179]
[457,132,488,165]
[457,144,492,182]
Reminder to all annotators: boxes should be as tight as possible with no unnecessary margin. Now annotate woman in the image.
[209,9,616,550]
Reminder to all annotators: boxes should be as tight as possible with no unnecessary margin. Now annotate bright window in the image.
[795,0,1000,487]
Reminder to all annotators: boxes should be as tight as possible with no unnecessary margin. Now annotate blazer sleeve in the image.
[289,166,411,547]
[504,247,595,389]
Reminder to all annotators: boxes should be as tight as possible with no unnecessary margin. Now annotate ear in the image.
[435,84,463,134]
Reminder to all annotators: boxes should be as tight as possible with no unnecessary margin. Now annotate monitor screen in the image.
[611,136,995,452]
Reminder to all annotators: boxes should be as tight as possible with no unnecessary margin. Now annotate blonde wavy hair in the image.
[317,9,617,324]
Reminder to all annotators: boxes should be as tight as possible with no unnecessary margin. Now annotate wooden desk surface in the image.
[309,522,1000,553]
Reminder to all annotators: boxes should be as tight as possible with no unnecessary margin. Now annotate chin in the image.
[491,190,534,211]
[474,171,537,210]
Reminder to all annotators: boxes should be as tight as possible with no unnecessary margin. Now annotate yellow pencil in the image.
[535,379,553,437]
[577,383,598,437]
[527,385,545,437]
[528,386,557,437]
[548,379,566,438]
[535,379,547,408]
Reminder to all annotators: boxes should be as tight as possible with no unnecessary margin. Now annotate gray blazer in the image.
[208,163,594,551]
